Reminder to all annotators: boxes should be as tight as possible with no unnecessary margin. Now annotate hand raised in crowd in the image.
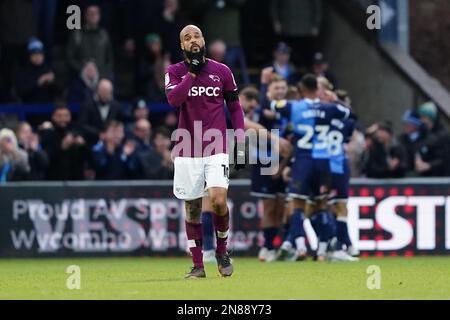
[73,135,85,146]
[30,133,40,151]
[123,140,136,156]
[61,133,75,150]
[388,157,400,171]
[37,74,47,86]
[47,71,55,82]
[37,72,55,86]
[260,66,274,85]
[415,154,431,173]
[38,121,53,130]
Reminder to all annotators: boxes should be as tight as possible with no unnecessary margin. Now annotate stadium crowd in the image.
[1,0,449,183]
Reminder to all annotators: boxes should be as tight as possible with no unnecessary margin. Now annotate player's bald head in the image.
[179,24,206,56]
[179,25,203,42]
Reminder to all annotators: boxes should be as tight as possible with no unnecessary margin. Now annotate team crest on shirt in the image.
[209,74,220,82]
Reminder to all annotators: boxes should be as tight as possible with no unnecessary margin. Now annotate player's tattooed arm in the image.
[185,198,202,223]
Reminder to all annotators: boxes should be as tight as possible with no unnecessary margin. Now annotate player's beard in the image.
[183,45,206,63]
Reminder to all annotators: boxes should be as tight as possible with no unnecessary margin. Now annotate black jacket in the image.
[39,124,87,180]
[417,123,450,177]
[16,62,57,103]
[362,139,407,178]
[18,144,49,180]
[398,132,421,175]
[78,99,124,146]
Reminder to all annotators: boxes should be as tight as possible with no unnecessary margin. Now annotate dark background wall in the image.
[410,0,450,92]
[321,2,427,131]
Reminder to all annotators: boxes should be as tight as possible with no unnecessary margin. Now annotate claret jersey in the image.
[165,58,244,158]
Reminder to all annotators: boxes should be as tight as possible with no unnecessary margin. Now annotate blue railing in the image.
[0,102,174,120]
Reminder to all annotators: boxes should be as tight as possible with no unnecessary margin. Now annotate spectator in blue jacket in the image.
[91,121,138,180]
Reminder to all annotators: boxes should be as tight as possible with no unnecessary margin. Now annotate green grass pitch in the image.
[1,257,449,299]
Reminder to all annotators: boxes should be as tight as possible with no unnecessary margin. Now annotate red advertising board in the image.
[0,179,449,257]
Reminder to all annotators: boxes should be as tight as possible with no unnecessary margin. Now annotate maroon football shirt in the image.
[165,58,244,158]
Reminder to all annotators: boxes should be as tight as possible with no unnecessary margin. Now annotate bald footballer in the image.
[165,25,245,278]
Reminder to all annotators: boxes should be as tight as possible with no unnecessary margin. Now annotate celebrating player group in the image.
[165,25,358,279]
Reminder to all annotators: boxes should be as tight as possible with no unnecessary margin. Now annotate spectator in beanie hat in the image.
[398,110,424,175]
[415,102,450,176]
[16,38,58,103]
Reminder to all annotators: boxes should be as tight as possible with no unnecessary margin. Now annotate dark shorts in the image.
[288,156,331,201]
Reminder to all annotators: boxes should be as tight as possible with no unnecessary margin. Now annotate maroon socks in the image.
[185,221,203,268]
[213,210,230,255]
